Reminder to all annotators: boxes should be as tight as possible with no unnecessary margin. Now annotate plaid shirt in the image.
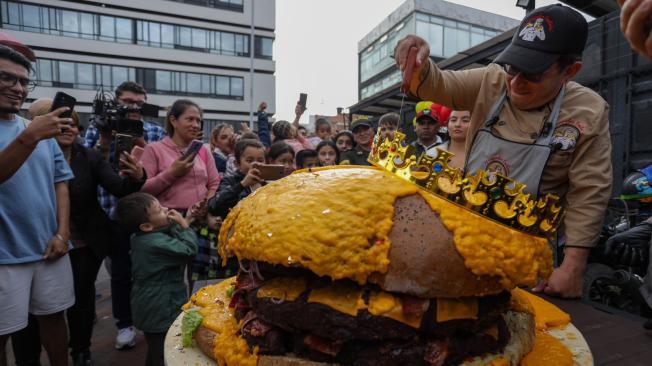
[83,121,166,219]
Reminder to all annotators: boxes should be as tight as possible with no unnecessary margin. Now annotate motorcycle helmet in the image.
[621,165,652,200]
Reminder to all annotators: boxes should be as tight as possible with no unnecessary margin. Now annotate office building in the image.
[1,0,275,133]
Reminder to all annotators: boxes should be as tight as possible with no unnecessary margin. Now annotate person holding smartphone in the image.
[10,98,146,366]
[140,99,220,215]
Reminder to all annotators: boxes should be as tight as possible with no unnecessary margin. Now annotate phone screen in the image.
[299,93,307,109]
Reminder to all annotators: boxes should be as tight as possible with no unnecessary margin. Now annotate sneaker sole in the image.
[114,340,136,350]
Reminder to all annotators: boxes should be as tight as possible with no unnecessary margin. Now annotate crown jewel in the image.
[368,131,564,237]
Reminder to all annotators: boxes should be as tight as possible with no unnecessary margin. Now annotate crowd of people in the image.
[3,1,652,365]
[0,40,469,366]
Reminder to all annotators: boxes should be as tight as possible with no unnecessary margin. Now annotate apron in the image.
[465,87,566,198]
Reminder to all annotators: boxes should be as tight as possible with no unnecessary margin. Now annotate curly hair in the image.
[272,120,293,141]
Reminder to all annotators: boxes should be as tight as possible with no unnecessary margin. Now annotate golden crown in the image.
[368,131,564,237]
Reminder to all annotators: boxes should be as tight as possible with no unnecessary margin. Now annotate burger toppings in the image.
[436,298,479,322]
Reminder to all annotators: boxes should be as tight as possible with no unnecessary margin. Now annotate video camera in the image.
[89,89,160,138]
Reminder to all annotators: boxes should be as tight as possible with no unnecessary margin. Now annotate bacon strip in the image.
[402,295,430,317]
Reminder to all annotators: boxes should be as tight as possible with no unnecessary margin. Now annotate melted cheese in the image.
[521,330,573,366]
[435,297,478,322]
[368,291,423,328]
[512,288,570,330]
[184,278,258,366]
[220,166,552,292]
[307,282,366,317]
[419,192,553,290]
[257,277,306,301]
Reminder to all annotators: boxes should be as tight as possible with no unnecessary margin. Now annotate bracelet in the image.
[55,234,67,242]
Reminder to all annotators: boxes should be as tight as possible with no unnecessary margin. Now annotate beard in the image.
[0,105,19,115]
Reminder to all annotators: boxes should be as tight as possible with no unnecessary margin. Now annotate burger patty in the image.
[230,264,513,365]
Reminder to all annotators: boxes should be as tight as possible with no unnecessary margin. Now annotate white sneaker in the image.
[115,326,136,350]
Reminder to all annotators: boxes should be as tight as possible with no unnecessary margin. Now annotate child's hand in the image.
[168,209,189,229]
[241,165,263,188]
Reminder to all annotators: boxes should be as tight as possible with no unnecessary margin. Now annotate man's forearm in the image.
[561,247,590,272]
[54,181,71,240]
[0,131,38,184]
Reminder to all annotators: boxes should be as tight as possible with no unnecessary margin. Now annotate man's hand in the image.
[168,209,189,229]
[258,102,267,113]
[23,107,73,145]
[241,165,262,188]
[168,154,195,177]
[295,103,306,118]
[620,0,652,59]
[44,234,68,260]
[394,35,430,72]
[119,152,145,180]
[532,247,589,298]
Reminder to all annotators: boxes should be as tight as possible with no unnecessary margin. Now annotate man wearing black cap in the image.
[394,4,613,298]
[339,119,374,166]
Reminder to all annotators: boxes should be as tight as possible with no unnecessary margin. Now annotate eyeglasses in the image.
[0,71,37,91]
[503,64,547,83]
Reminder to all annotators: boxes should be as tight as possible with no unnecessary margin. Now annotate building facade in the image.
[353,0,517,117]
[1,0,275,134]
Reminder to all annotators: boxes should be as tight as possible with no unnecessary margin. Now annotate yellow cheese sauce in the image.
[367,290,423,328]
[511,288,570,330]
[184,278,258,366]
[308,282,366,317]
[219,167,418,284]
[256,277,307,302]
[521,330,573,366]
[220,166,552,292]
[419,192,552,289]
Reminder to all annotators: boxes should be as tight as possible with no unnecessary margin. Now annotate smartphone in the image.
[50,92,76,119]
[257,164,287,181]
[130,145,145,161]
[182,139,204,160]
[298,93,307,109]
[114,133,134,168]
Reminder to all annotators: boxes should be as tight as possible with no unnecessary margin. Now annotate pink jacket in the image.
[140,137,220,210]
[283,138,313,155]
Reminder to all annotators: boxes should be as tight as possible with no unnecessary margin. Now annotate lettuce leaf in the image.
[181,309,204,347]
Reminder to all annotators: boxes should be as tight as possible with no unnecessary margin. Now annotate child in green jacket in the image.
[117,193,198,366]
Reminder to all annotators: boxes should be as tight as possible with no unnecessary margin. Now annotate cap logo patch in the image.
[519,15,553,42]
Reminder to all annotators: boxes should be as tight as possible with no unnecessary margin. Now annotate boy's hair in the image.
[315,118,332,131]
[234,138,265,162]
[296,149,318,168]
[268,141,295,160]
[0,45,32,72]
[117,193,157,233]
[240,132,260,140]
[378,112,400,128]
[115,81,147,99]
[272,120,293,140]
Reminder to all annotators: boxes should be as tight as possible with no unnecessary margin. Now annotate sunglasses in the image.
[503,64,548,83]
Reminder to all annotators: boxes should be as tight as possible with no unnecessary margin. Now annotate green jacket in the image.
[339,145,372,166]
[130,223,198,333]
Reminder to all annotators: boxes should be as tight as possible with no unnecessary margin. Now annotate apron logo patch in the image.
[519,16,552,42]
[552,124,580,151]
[484,155,510,176]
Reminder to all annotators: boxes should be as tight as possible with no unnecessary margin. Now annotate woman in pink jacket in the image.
[140,99,220,212]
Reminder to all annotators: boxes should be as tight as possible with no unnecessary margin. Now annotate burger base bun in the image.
[193,311,535,366]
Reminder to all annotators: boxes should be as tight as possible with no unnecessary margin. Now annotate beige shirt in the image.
[411,61,612,248]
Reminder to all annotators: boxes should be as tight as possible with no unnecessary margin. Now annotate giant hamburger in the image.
[183,166,555,366]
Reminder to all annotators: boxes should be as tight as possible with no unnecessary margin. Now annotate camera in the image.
[89,89,160,138]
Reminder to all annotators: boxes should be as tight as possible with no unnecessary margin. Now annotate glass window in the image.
[99,15,115,41]
[235,34,246,56]
[116,17,132,43]
[80,13,95,39]
[221,33,235,55]
[156,70,172,91]
[61,10,79,37]
[37,59,53,85]
[201,74,211,94]
[216,76,230,95]
[443,27,457,57]
[230,77,243,96]
[58,61,75,84]
[471,32,486,45]
[178,26,191,47]
[22,4,41,31]
[187,73,201,93]
[149,22,161,45]
[137,21,148,44]
[191,28,207,49]
[112,66,128,88]
[261,37,273,58]
[76,63,94,89]
[456,28,470,51]
[161,24,174,48]
[416,13,430,22]
[6,2,20,26]
[210,31,221,53]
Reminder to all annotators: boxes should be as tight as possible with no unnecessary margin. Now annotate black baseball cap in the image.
[350,118,372,132]
[494,4,587,74]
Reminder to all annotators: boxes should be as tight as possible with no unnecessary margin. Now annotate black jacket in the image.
[208,171,263,219]
[68,143,145,258]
